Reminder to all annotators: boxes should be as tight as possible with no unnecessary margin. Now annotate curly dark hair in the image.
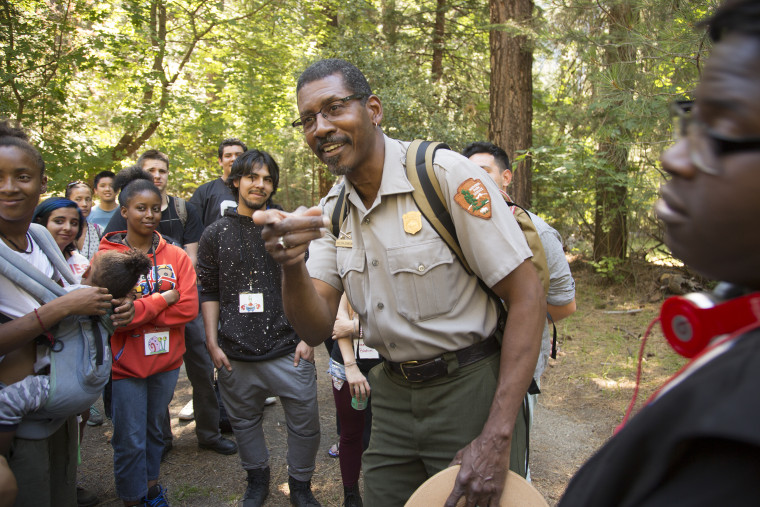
[113,165,161,206]
[91,249,152,299]
[296,59,372,102]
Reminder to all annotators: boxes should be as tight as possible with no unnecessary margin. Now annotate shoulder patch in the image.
[454,178,491,219]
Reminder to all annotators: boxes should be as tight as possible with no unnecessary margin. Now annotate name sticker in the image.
[145,330,170,356]
[355,338,380,359]
[239,292,264,313]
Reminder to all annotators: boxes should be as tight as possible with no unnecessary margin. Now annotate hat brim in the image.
[404,466,549,507]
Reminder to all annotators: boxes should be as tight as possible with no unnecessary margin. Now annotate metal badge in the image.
[403,211,422,234]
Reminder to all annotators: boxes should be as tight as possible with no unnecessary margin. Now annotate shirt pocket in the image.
[337,247,367,316]
[387,240,458,322]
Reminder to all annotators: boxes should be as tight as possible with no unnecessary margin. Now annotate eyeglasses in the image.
[670,100,760,175]
[291,94,366,132]
[66,180,90,189]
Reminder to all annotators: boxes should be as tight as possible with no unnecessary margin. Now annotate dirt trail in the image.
[79,343,618,506]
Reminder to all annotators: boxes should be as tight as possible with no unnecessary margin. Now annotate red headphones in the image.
[660,291,760,358]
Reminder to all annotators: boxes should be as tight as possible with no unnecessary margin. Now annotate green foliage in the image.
[1,0,720,237]
[589,256,626,284]
[531,0,716,261]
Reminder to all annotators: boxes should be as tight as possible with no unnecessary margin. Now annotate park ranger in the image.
[253,58,545,507]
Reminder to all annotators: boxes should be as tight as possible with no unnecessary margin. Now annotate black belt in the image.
[386,335,500,383]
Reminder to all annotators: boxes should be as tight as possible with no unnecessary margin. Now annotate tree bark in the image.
[431,0,446,82]
[381,0,398,46]
[592,1,636,261]
[593,142,628,260]
[488,0,533,208]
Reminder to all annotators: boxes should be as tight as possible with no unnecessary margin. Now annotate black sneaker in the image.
[288,476,321,507]
[243,467,270,507]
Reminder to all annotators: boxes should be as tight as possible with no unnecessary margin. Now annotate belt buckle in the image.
[399,360,420,381]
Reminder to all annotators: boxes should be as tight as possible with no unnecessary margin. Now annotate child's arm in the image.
[117,293,170,331]
[150,247,198,327]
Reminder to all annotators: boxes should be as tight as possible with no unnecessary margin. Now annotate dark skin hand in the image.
[252,206,329,266]
[110,294,135,327]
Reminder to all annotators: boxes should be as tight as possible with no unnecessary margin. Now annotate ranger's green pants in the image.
[362,353,527,506]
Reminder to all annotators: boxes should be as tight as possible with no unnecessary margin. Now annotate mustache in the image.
[316,135,350,152]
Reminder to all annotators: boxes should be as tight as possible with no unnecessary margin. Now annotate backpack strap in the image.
[0,227,69,304]
[404,140,474,275]
[505,202,551,295]
[0,226,113,336]
[28,224,77,287]
[331,183,348,239]
[173,197,188,227]
[404,140,511,323]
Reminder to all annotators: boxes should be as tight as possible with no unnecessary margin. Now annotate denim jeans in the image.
[111,368,179,502]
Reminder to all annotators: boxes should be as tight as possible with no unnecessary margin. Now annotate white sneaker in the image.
[264,397,276,406]
[178,400,195,421]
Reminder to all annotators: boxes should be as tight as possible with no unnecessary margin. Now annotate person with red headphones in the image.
[558,1,760,505]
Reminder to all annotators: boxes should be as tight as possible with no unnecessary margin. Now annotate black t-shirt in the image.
[104,195,203,246]
[190,178,237,228]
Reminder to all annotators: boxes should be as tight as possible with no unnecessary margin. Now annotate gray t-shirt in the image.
[529,211,575,380]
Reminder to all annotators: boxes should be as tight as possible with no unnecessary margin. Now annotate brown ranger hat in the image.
[405,466,549,507]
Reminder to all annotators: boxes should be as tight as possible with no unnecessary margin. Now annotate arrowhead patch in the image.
[454,178,491,219]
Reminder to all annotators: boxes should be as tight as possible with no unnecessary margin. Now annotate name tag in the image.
[336,231,352,248]
[239,293,264,313]
[145,330,170,356]
[355,338,379,359]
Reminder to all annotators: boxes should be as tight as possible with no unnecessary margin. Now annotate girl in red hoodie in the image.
[98,167,198,507]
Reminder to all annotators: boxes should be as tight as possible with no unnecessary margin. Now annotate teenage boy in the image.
[463,141,576,478]
[198,150,321,507]
[88,170,118,229]
[191,139,247,227]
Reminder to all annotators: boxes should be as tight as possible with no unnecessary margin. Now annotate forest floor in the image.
[79,258,690,506]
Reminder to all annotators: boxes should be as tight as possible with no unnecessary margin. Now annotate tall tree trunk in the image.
[593,142,628,259]
[488,0,533,208]
[431,0,446,82]
[381,0,398,46]
[592,1,636,261]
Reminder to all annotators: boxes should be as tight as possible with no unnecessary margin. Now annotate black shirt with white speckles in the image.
[198,207,298,361]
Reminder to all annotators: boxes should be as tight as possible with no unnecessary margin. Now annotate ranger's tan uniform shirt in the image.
[307,136,531,362]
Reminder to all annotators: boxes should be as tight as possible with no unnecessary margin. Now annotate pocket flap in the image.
[387,240,454,275]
